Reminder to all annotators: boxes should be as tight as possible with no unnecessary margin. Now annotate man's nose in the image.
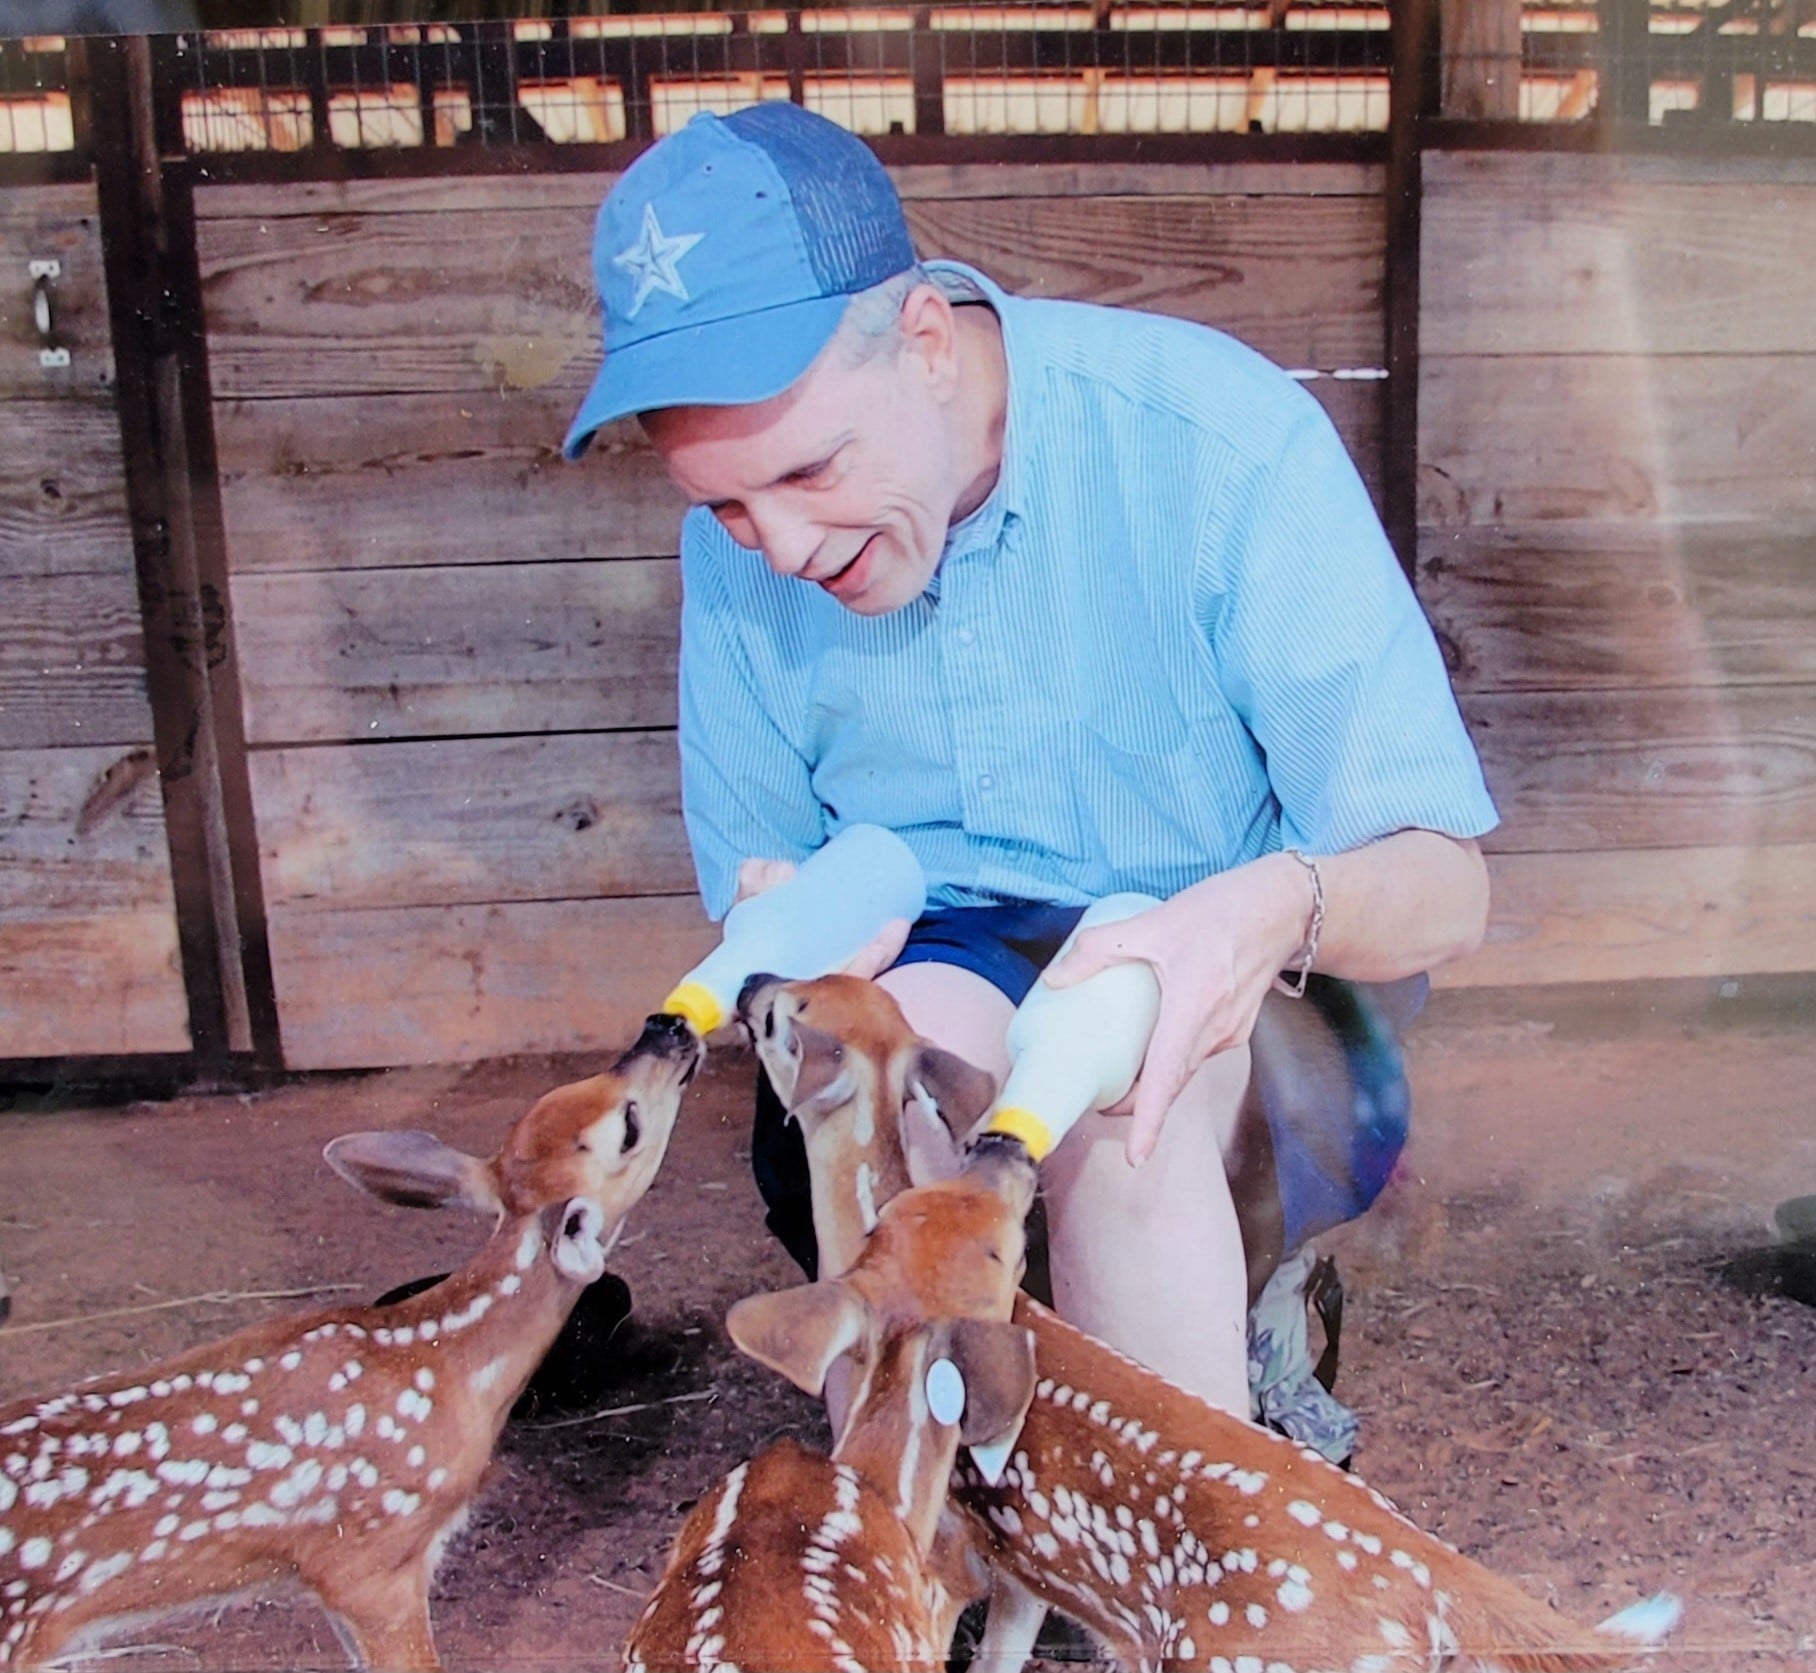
[748,502,821,579]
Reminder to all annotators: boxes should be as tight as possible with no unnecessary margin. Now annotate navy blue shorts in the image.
[750,903,1423,1279]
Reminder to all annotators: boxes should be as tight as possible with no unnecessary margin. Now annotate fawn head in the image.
[738,973,995,1193]
[323,1011,703,1270]
[726,1135,1039,1548]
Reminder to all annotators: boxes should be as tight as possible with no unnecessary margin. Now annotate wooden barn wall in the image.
[0,184,191,1059]
[1419,152,1816,988]
[196,162,1386,1071]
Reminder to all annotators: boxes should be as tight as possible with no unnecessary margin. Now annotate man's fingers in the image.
[1124,1006,1195,1167]
[734,857,798,904]
[839,916,911,980]
[1044,923,1138,989]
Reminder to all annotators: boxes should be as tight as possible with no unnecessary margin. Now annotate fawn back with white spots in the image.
[623,1138,1041,1673]
[0,1013,701,1672]
[741,974,1680,1673]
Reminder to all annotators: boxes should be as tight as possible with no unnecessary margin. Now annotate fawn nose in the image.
[623,1011,705,1076]
[735,973,785,1032]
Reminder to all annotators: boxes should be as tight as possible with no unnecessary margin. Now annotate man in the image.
[564,104,1496,1451]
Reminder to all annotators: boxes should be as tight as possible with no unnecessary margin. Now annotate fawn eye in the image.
[564,1208,584,1239]
[621,1102,641,1153]
[764,1008,776,1040]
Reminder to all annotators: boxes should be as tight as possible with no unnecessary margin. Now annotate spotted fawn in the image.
[0,1013,701,1671]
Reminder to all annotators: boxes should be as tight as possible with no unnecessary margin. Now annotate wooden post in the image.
[79,34,281,1076]
[911,7,945,136]
[1597,0,1653,125]
[1439,0,1523,119]
[1384,0,1437,581]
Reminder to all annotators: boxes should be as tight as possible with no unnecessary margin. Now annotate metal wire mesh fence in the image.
[1442,0,1816,122]
[0,34,75,151]
[2,0,1814,154]
[165,6,1402,150]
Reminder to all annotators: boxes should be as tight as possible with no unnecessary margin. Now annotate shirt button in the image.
[977,773,995,792]
[956,626,976,648]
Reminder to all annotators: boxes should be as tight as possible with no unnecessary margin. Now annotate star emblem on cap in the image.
[612,203,705,319]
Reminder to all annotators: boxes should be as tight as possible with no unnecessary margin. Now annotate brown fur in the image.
[624,1145,1039,1673]
[745,975,1668,1673]
[0,1018,700,1671]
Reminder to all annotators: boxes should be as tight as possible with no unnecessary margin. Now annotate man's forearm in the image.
[1255,829,1490,986]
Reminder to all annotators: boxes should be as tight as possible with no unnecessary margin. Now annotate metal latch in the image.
[30,259,68,369]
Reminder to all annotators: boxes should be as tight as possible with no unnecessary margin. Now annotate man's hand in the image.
[1043,859,1311,1167]
[733,856,911,980]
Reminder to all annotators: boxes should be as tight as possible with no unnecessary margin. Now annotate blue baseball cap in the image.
[563,104,918,460]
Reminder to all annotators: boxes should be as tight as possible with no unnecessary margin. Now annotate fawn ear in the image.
[788,1022,859,1126]
[909,1045,997,1133]
[902,1045,997,1186]
[943,1319,1037,1472]
[547,1197,609,1284]
[728,1280,869,1398]
[324,1130,503,1218]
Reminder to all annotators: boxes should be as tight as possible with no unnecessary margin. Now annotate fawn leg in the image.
[970,1569,1049,1672]
[315,1566,440,1672]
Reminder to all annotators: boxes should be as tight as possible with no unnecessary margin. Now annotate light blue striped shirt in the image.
[676,262,1497,921]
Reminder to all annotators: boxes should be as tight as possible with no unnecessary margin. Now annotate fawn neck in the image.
[827,1327,959,1555]
[381,1214,579,1424]
[802,1103,914,1280]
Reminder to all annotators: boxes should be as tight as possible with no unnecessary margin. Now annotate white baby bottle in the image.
[660,824,927,1037]
[983,892,1163,1162]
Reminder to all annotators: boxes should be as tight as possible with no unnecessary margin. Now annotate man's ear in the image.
[323,1130,503,1218]
[896,279,961,400]
[789,1021,859,1126]
[727,1280,870,1399]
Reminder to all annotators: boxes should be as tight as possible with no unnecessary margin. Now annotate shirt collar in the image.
[925,259,1036,554]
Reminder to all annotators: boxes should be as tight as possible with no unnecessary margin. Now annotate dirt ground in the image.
[2,978,1813,1672]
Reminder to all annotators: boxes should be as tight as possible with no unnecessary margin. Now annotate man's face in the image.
[643,307,960,618]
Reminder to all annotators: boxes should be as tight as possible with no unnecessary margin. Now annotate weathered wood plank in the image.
[0,912,191,1059]
[215,378,1373,580]
[215,395,686,573]
[0,185,116,401]
[1418,354,1816,529]
[905,193,1383,368]
[197,206,602,401]
[0,572,154,750]
[0,745,175,919]
[1423,153,1816,356]
[1420,525,1816,694]
[193,163,1382,220]
[1436,843,1816,987]
[1427,152,1816,192]
[266,892,716,1070]
[1303,377,1382,507]
[0,399,134,579]
[249,730,693,911]
[1467,685,1816,855]
[199,192,1383,398]
[234,559,679,745]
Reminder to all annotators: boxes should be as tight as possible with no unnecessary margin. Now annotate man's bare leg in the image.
[1040,1047,1251,1416]
[877,960,1250,1415]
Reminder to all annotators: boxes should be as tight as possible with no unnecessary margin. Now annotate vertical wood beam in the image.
[1384,0,1437,582]
[79,34,282,1076]
[912,8,945,136]
[1439,0,1523,118]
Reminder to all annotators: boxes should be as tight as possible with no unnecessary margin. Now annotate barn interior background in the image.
[0,0,1811,1081]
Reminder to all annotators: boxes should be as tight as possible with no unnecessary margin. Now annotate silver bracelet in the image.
[1274,847,1324,999]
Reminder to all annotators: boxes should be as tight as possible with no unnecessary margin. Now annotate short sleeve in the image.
[1203,401,1499,856]
[677,511,826,918]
